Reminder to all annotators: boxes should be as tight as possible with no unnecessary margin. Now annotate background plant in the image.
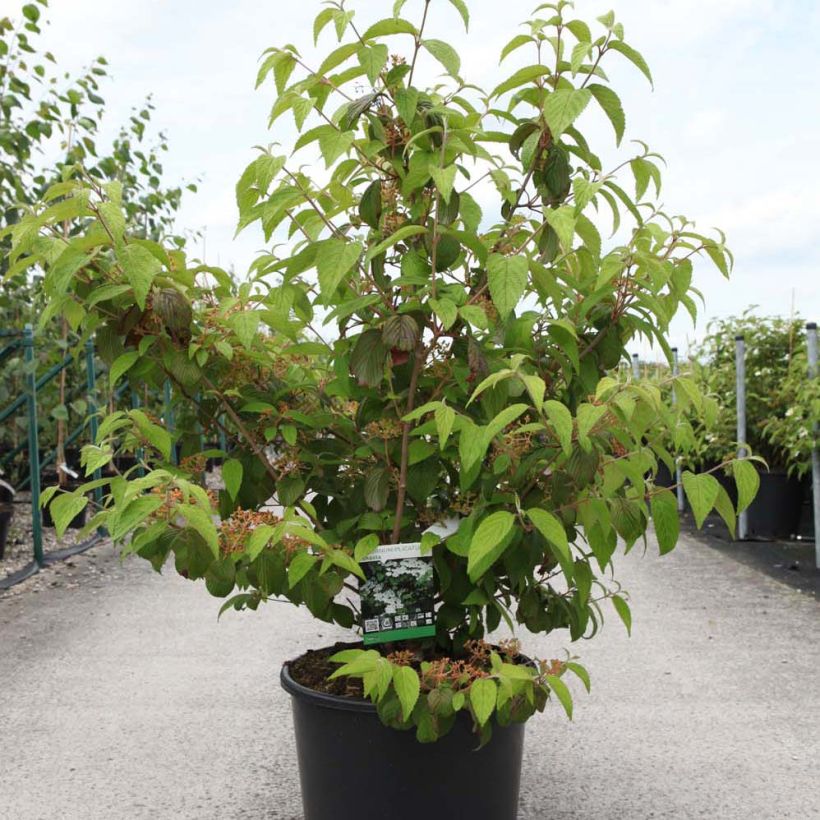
[6,0,755,742]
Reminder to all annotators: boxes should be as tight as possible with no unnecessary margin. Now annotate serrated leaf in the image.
[50,493,89,539]
[487,253,527,319]
[109,351,139,386]
[362,18,418,39]
[543,88,590,138]
[230,311,260,349]
[364,467,390,512]
[365,224,427,262]
[222,458,243,501]
[733,460,759,514]
[382,314,419,351]
[395,87,419,125]
[587,84,625,146]
[328,548,365,580]
[467,511,515,581]
[350,330,387,387]
[611,594,632,636]
[117,244,160,310]
[527,508,572,580]
[316,239,362,304]
[650,489,679,555]
[682,471,720,529]
[469,678,497,726]
[288,551,318,588]
[544,206,576,252]
[543,400,573,456]
[490,65,551,98]
[435,403,455,450]
[358,44,388,85]
[247,524,276,560]
[499,34,532,64]
[429,297,458,330]
[713,484,737,539]
[108,496,164,541]
[430,164,457,203]
[607,40,653,87]
[576,403,607,450]
[354,533,380,561]
[179,504,220,559]
[446,0,469,30]
[393,665,420,721]
[546,674,573,719]
[570,41,592,75]
[422,39,461,76]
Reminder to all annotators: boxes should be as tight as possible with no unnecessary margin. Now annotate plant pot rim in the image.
[281,660,377,715]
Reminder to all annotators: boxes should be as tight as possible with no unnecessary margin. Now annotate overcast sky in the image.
[5,0,819,356]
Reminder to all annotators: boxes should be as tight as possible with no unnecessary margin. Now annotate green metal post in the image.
[85,339,103,512]
[218,416,227,455]
[164,380,177,465]
[23,325,43,566]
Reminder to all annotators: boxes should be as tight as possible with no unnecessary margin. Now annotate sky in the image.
[4,0,819,357]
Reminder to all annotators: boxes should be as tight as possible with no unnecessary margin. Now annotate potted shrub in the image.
[7,1,754,816]
[693,312,809,538]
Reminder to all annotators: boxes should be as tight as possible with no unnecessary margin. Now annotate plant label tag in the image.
[358,517,460,645]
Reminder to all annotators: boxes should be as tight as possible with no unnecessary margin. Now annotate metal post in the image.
[631,353,640,381]
[164,380,177,465]
[218,418,227,455]
[736,334,748,540]
[130,390,145,478]
[23,325,43,566]
[672,347,685,513]
[85,340,104,523]
[807,322,819,568]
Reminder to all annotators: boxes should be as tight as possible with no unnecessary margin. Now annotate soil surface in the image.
[288,642,365,698]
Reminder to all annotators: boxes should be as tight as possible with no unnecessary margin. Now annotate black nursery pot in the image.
[280,663,525,820]
[746,471,806,540]
[0,490,13,560]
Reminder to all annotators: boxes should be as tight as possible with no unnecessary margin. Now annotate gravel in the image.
[1,529,818,818]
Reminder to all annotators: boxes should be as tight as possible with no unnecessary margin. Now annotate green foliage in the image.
[692,312,815,475]
[6,0,750,742]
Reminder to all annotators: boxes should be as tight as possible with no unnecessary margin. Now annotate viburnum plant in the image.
[5,0,756,742]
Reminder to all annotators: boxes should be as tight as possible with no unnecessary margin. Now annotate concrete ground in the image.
[1,533,818,820]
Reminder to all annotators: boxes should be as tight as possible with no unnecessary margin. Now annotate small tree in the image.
[6,0,755,741]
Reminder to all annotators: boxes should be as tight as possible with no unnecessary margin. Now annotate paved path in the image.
[1,533,818,819]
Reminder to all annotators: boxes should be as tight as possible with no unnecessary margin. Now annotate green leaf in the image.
[650,489,679,555]
[565,661,591,693]
[576,403,607,450]
[430,164,457,203]
[230,311,260,349]
[50,493,89,539]
[527,508,572,579]
[487,253,527,320]
[435,403,455,450]
[247,525,276,560]
[570,41,592,75]
[328,548,365,580]
[364,225,427,262]
[130,409,172,461]
[362,18,418,39]
[358,44,389,85]
[733,460,759,514]
[364,467,390,512]
[467,511,515,581]
[543,88,591,138]
[109,351,139,386]
[393,665,421,721]
[469,678,497,726]
[713,484,737,539]
[395,87,419,125]
[587,84,625,145]
[546,674,573,719]
[354,533,380,561]
[318,129,354,167]
[222,459,243,501]
[382,314,419,351]
[544,206,576,252]
[490,65,551,97]
[499,34,532,64]
[317,239,362,304]
[607,40,654,88]
[543,400,573,456]
[117,245,160,310]
[682,471,720,528]
[611,594,632,636]
[446,0,469,30]
[422,39,461,76]
[179,505,220,559]
[429,297,458,330]
[288,551,318,588]
[108,496,163,541]
[350,329,387,387]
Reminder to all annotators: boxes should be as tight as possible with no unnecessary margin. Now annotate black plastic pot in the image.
[281,662,525,820]
[746,471,806,540]
[0,481,14,560]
